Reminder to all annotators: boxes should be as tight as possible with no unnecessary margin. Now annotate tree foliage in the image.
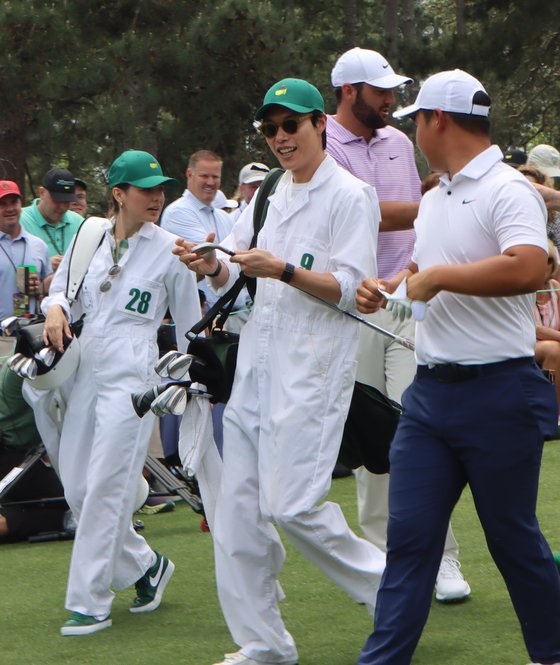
[0,0,558,211]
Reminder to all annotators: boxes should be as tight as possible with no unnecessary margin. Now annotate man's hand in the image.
[50,255,63,272]
[534,183,560,212]
[173,232,220,275]
[230,249,284,279]
[27,273,42,296]
[356,277,387,314]
[406,267,441,303]
[43,304,72,353]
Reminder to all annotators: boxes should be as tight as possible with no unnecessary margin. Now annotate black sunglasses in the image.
[254,113,314,139]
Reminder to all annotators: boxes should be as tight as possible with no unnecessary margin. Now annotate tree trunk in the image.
[343,0,358,50]
[456,0,466,37]
[384,0,399,60]
[400,0,416,42]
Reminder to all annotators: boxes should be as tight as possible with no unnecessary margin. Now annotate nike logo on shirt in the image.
[462,199,475,204]
[389,156,399,160]
[149,558,165,587]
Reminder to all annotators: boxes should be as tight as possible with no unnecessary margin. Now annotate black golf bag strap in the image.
[187,275,246,338]
[186,168,285,339]
[245,167,285,301]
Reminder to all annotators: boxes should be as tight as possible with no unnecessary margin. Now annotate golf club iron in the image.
[35,346,56,368]
[155,350,184,378]
[150,385,188,417]
[1,316,20,336]
[166,353,195,380]
[131,384,171,418]
[19,358,38,380]
[192,243,415,350]
[191,241,236,257]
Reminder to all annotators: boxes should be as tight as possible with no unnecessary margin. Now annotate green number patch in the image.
[125,288,152,315]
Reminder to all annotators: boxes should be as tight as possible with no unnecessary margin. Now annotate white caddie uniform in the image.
[211,156,386,664]
[37,220,200,619]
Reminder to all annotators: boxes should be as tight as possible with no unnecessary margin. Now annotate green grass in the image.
[1,440,559,665]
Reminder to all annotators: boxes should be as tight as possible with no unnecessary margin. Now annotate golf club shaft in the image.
[293,286,416,351]
[208,246,415,351]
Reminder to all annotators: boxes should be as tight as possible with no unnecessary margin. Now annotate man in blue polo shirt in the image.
[0,180,51,363]
[20,167,83,273]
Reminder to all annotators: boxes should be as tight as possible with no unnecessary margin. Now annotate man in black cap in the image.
[503,148,527,169]
[20,168,84,272]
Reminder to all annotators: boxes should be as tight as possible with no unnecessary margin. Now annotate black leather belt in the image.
[416,357,533,383]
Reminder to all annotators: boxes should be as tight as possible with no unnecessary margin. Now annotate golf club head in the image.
[154,350,184,378]
[191,242,236,257]
[35,346,56,368]
[1,316,20,336]
[166,353,194,381]
[7,353,29,376]
[150,385,188,417]
[20,358,38,380]
[131,384,169,418]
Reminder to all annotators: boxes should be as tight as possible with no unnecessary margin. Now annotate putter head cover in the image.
[9,316,84,390]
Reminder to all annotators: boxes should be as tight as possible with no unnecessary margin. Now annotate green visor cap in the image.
[107,150,178,188]
[255,78,325,120]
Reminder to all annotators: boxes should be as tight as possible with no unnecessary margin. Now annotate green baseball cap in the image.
[107,150,178,188]
[255,78,325,120]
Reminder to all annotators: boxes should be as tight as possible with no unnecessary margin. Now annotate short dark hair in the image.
[311,110,327,149]
[334,82,363,106]
[418,92,492,135]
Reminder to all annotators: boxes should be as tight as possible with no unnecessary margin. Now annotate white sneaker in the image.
[435,555,471,602]
[212,651,298,665]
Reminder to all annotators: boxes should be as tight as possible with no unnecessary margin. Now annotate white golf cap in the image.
[393,69,490,119]
[527,144,560,178]
[239,162,270,185]
[331,47,413,89]
[213,190,239,210]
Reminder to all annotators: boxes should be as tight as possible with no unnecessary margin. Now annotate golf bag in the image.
[185,168,285,403]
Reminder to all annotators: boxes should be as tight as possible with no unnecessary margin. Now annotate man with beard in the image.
[326,48,471,602]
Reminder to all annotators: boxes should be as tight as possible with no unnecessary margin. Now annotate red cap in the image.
[0,181,22,200]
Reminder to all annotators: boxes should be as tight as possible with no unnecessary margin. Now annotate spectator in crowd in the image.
[0,364,67,543]
[527,144,560,181]
[355,68,560,665]
[326,46,470,602]
[534,239,560,411]
[161,150,234,309]
[175,77,385,665]
[20,168,83,273]
[69,177,88,217]
[503,147,527,169]
[230,162,270,221]
[519,166,560,257]
[0,181,51,362]
[36,150,201,636]
[213,189,239,213]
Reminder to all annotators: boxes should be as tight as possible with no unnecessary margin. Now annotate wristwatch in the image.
[207,260,223,278]
[280,262,295,284]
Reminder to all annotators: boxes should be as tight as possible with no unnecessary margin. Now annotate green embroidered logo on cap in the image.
[300,253,314,270]
[150,163,158,169]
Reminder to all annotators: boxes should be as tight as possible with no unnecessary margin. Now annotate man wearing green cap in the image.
[176,79,384,665]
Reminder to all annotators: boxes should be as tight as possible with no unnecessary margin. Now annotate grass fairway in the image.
[1,440,558,665]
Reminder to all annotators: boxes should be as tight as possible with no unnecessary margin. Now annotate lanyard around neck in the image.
[0,236,27,272]
[43,223,65,255]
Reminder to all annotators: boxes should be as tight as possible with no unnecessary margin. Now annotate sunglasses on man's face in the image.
[254,113,313,139]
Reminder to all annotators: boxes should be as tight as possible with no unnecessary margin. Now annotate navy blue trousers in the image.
[357,358,560,665]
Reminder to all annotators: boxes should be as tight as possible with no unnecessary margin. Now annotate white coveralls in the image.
[38,220,200,619]
[212,156,386,664]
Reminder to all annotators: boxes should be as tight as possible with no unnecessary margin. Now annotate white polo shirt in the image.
[413,145,548,365]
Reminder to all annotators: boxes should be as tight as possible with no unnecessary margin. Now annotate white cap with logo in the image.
[331,47,413,89]
[393,69,490,119]
[239,162,270,185]
[527,144,560,178]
